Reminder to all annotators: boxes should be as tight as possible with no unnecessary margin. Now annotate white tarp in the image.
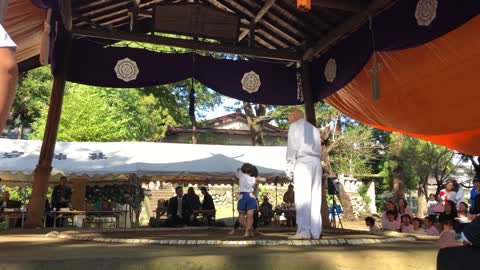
[0,139,287,179]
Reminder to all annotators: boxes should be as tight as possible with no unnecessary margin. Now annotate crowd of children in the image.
[365,178,480,249]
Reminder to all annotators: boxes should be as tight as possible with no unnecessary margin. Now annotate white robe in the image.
[286,118,322,239]
[0,24,16,49]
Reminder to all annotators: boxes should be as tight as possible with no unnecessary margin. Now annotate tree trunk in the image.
[322,145,355,221]
[321,174,330,228]
[242,102,265,146]
[392,168,405,202]
[337,182,356,220]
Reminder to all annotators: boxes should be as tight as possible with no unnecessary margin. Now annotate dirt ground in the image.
[0,230,439,270]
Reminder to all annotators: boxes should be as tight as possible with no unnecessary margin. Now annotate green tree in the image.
[29,85,179,141]
[6,66,52,138]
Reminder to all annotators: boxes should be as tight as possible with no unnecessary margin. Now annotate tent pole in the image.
[231,179,235,225]
[25,1,73,228]
[275,179,278,208]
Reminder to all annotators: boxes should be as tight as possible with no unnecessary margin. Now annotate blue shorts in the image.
[237,192,258,212]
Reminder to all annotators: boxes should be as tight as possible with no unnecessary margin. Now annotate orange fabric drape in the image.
[326,16,480,155]
[3,0,45,63]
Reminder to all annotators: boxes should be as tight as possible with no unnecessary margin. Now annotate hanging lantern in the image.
[297,0,311,12]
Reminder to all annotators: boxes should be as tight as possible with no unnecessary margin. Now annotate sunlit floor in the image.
[0,230,439,270]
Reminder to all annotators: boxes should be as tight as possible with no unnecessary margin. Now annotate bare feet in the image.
[228,229,235,235]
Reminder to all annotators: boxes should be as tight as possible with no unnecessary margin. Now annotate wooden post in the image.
[300,61,316,126]
[25,2,73,228]
[248,20,255,48]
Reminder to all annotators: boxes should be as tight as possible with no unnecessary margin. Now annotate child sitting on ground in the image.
[437,219,460,249]
[400,214,414,233]
[233,163,266,238]
[423,216,440,236]
[411,217,425,234]
[365,216,380,233]
[382,210,400,232]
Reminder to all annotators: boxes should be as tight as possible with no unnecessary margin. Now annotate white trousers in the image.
[293,157,322,239]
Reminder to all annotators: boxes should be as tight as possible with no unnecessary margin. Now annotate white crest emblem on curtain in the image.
[324,58,337,83]
[114,58,139,82]
[415,0,438,26]
[241,71,261,93]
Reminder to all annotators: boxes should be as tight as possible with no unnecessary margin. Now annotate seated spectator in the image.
[382,210,400,232]
[470,177,480,212]
[437,219,459,249]
[0,191,20,209]
[258,195,273,226]
[200,187,215,226]
[438,200,458,231]
[365,216,380,233]
[411,217,425,234]
[167,186,192,227]
[283,184,295,227]
[397,198,414,217]
[185,187,201,211]
[401,214,414,233]
[458,202,469,218]
[382,200,400,230]
[424,216,440,236]
[51,176,72,209]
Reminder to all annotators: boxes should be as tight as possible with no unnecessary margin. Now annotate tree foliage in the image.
[6,66,52,137]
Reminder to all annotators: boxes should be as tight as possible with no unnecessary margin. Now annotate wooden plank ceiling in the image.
[69,0,392,61]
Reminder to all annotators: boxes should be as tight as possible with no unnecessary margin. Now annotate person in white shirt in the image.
[423,216,440,236]
[397,198,414,217]
[365,216,380,233]
[437,219,459,249]
[0,24,18,131]
[411,217,425,234]
[400,214,414,233]
[426,194,438,217]
[233,163,266,238]
[285,109,322,240]
[381,200,400,230]
[382,210,400,231]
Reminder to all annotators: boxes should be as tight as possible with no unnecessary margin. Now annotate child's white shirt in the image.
[234,169,256,193]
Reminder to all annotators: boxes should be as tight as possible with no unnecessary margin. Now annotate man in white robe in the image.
[286,109,322,240]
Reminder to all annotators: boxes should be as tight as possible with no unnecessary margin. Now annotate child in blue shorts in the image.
[234,163,266,238]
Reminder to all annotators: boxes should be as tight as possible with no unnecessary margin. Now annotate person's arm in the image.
[0,25,18,132]
[286,125,299,178]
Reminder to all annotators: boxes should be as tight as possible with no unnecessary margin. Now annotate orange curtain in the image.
[3,0,45,63]
[326,16,480,155]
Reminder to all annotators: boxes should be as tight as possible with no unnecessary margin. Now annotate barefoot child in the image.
[234,163,266,238]
[365,216,380,233]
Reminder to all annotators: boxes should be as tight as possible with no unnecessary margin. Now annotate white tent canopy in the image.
[0,139,288,181]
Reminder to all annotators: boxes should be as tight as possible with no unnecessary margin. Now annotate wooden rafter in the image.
[215,0,301,46]
[72,28,300,60]
[238,0,276,42]
[240,0,305,38]
[303,0,392,60]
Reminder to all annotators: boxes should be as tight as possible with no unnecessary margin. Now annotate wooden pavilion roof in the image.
[68,0,394,62]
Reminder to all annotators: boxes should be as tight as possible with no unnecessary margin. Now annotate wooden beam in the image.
[287,0,369,12]
[302,0,391,60]
[300,61,317,126]
[215,0,301,46]
[25,0,73,228]
[72,28,300,61]
[130,0,140,31]
[252,0,276,24]
[238,0,276,42]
